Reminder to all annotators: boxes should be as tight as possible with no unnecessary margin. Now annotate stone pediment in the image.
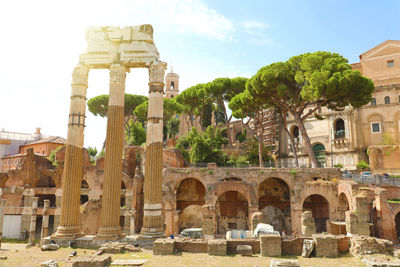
[360,40,400,59]
[79,25,160,69]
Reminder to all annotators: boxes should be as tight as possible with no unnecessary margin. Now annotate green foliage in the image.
[239,51,374,167]
[126,122,146,146]
[226,154,249,167]
[176,126,228,165]
[381,132,395,145]
[167,117,180,140]
[214,104,226,124]
[47,145,65,166]
[87,94,147,118]
[87,146,98,157]
[356,160,370,170]
[202,103,213,128]
[388,199,400,204]
[237,129,247,143]
[245,138,272,165]
[334,163,344,168]
[290,169,297,177]
[98,149,105,157]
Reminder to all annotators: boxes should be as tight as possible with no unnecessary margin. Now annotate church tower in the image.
[164,66,179,99]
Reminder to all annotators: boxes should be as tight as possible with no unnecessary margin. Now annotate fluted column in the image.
[54,64,89,239]
[0,199,5,248]
[28,197,38,245]
[140,61,167,239]
[41,199,50,239]
[97,64,127,239]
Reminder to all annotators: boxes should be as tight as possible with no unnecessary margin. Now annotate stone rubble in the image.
[96,242,142,255]
[41,243,60,251]
[301,239,314,258]
[41,260,58,267]
[350,236,393,256]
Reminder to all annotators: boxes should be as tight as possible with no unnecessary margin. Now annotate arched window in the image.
[371,98,376,106]
[171,81,175,89]
[385,96,390,104]
[334,119,345,139]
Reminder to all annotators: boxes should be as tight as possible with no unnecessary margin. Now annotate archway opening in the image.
[35,194,56,208]
[258,178,291,234]
[334,119,345,139]
[395,212,400,242]
[338,193,349,221]
[176,178,206,231]
[36,176,56,188]
[312,143,326,167]
[216,191,248,234]
[81,180,89,189]
[302,194,329,233]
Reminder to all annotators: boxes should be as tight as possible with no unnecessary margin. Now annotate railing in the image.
[342,173,400,186]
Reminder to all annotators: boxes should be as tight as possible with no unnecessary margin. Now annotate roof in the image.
[360,40,400,59]
[1,152,47,159]
[24,136,66,146]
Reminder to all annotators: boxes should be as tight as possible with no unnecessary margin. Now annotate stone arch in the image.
[209,181,256,207]
[302,194,330,233]
[257,177,290,211]
[338,193,349,221]
[176,178,206,231]
[333,118,345,139]
[216,190,249,234]
[36,176,56,188]
[367,112,385,122]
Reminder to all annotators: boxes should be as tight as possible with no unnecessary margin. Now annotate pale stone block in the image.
[261,233,281,257]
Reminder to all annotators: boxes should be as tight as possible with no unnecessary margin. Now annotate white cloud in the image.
[128,0,235,41]
[242,21,270,30]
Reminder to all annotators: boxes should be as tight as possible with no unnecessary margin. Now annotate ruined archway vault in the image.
[53,25,167,240]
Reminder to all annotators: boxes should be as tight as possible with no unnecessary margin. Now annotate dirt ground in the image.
[0,243,368,267]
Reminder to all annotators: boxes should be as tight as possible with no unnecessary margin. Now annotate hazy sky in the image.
[1,0,399,150]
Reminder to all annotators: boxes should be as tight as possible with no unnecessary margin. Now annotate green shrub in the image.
[334,163,343,168]
[356,160,369,170]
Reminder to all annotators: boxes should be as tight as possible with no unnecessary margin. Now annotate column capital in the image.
[110,64,128,84]
[72,64,89,86]
[148,61,167,85]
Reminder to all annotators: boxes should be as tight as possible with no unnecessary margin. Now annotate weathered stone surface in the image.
[41,243,60,251]
[153,238,175,255]
[41,260,58,267]
[260,206,286,233]
[207,239,227,256]
[236,245,252,256]
[270,259,300,267]
[261,233,281,257]
[96,242,142,254]
[71,256,111,267]
[111,259,148,266]
[301,239,314,258]
[313,234,338,258]
[350,236,393,256]
[301,211,316,236]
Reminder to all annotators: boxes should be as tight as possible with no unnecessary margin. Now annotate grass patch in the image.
[388,199,400,204]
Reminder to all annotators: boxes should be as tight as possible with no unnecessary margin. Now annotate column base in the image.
[95,226,124,240]
[52,225,83,239]
[139,227,164,239]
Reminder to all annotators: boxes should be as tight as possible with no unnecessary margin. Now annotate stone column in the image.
[41,200,50,239]
[130,210,136,235]
[97,64,127,239]
[0,199,5,248]
[140,61,167,239]
[28,197,38,245]
[54,64,89,239]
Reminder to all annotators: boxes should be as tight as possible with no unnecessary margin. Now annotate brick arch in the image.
[174,177,206,194]
[338,183,353,211]
[257,177,291,212]
[208,181,256,207]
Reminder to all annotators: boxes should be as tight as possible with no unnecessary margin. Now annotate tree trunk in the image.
[294,116,318,168]
[283,126,299,167]
[221,101,233,146]
[258,137,263,168]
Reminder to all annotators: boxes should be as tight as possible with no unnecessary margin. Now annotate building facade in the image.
[280,40,400,171]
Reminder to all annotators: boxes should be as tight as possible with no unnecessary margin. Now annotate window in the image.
[371,122,381,133]
[384,96,390,104]
[388,60,394,68]
[371,98,376,106]
[171,81,175,89]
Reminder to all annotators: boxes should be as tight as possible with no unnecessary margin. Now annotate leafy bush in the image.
[226,155,248,167]
[334,163,343,168]
[356,160,369,170]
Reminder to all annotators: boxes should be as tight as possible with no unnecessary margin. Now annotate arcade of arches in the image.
[3,145,400,243]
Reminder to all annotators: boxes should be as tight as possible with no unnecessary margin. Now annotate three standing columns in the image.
[54,64,89,239]
[140,61,167,239]
[97,64,127,239]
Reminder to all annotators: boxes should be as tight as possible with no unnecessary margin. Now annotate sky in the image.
[0,0,399,150]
